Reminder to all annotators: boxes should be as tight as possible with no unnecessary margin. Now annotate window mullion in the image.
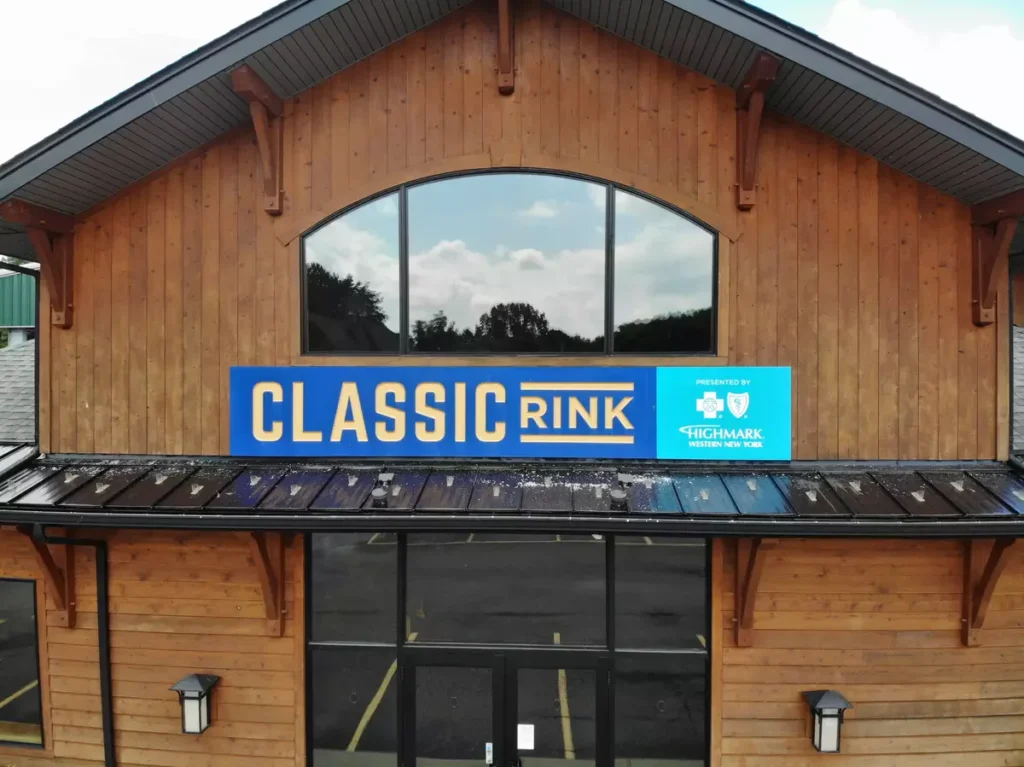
[605,184,615,355]
[399,186,410,354]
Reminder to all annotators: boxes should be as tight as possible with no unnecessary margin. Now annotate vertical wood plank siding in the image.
[718,539,1024,766]
[0,529,303,767]
[39,0,1007,459]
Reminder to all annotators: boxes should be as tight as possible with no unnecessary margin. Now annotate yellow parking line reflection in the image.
[552,633,575,759]
[0,680,38,712]
[347,632,418,752]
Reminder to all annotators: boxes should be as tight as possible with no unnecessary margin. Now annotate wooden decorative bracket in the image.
[497,0,515,95]
[736,53,780,211]
[0,199,75,327]
[971,218,1017,326]
[962,538,1019,646]
[249,532,285,636]
[231,65,285,215]
[17,526,76,628]
[734,538,776,646]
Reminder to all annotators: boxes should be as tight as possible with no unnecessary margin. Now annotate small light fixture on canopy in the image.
[170,674,220,734]
[802,690,852,753]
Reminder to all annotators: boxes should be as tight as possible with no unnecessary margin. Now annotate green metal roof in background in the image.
[0,273,35,328]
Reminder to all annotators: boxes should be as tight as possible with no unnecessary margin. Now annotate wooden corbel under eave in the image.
[249,532,286,636]
[962,538,1020,646]
[734,538,777,647]
[231,64,285,215]
[735,52,780,211]
[971,218,1017,326]
[17,525,76,628]
[0,199,75,328]
[497,0,515,95]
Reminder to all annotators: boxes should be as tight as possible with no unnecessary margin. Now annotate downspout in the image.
[33,524,115,767]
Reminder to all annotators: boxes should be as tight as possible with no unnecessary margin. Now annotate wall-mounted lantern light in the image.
[171,674,220,734]
[802,690,852,753]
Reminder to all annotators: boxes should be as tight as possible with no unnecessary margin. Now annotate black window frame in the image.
[300,169,719,357]
[305,532,711,767]
[0,577,45,750]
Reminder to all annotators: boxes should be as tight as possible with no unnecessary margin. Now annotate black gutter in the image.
[33,525,115,767]
[3,507,1024,538]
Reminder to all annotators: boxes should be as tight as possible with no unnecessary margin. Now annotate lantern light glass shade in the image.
[170,674,220,735]
[803,690,852,754]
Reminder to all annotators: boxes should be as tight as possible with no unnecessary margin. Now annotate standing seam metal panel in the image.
[0,274,36,328]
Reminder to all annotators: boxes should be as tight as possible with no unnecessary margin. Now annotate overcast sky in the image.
[0,0,1021,165]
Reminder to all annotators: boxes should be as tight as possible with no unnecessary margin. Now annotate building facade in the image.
[1,1,1024,766]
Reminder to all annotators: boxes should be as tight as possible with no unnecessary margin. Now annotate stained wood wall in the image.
[0,529,304,767]
[38,0,1010,460]
[714,539,1024,766]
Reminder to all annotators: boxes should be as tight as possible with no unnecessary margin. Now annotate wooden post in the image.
[231,65,285,215]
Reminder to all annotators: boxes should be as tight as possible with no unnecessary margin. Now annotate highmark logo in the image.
[677,424,765,448]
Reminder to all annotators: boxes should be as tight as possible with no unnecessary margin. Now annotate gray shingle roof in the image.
[0,340,35,443]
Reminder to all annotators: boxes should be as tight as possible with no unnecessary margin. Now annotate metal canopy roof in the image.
[2,0,1024,261]
[2,455,1024,536]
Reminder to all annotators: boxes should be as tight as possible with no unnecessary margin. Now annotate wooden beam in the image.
[734,538,776,647]
[249,532,285,636]
[231,65,284,215]
[497,0,515,95]
[736,53,780,210]
[972,217,1017,326]
[230,64,284,117]
[0,199,76,234]
[962,539,1019,646]
[18,527,76,629]
[973,189,1024,226]
[27,227,74,328]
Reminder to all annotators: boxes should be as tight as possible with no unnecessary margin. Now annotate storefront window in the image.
[615,536,707,650]
[307,533,709,766]
[310,533,397,643]
[302,172,717,355]
[406,533,606,645]
[0,579,43,747]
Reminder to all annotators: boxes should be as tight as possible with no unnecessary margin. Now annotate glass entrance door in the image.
[403,652,505,767]
[506,655,608,767]
[403,651,607,767]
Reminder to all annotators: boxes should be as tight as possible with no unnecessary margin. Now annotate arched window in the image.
[302,171,716,355]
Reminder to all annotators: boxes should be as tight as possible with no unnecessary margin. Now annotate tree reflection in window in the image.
[614,189,715,353]
[408,173,606,353]
[304,193,400,353]
[302,173,716,355]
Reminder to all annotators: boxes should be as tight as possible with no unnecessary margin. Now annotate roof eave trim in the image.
[670,0,1024,185]
[0,0,354,202]
[4,507,1024,537]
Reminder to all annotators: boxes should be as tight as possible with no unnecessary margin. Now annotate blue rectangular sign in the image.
[229,366,791,461]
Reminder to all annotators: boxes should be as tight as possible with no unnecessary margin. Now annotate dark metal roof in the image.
[2,0,1024,261]
[2,455,1024,536]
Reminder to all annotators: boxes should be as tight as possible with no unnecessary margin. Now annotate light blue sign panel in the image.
[229,366,791,460]
[656,367,792,460]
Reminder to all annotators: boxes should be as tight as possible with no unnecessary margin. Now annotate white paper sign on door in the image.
[517,724,535,751]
